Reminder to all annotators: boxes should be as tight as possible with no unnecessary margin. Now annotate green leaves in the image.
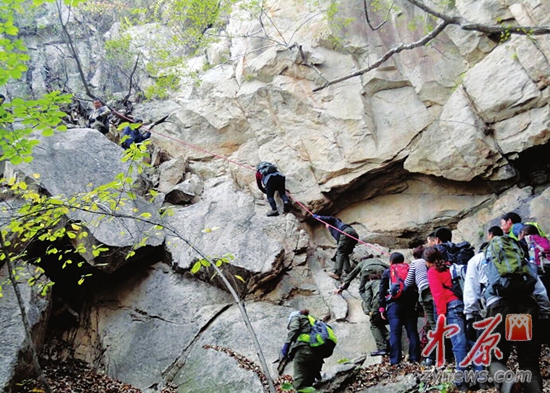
[190,253,235,274]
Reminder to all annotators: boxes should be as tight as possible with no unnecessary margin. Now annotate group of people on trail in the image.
[87,98,151,149]
[322,213,550,393]
[280,208,550,393]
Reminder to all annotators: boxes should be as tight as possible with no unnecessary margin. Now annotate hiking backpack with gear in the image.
[444,263,467,300]
[300,315,337,359]
[385,263,409,300]
[483,236,536,298]
[256,161,278,176]
[437,241,475,265]
[525,234,550,274]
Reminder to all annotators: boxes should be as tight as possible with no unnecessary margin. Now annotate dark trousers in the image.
[386,298,421,364]
[487,296,542,393]
[369,311,390,351]
[292,345,323,391]
[333,227,358,275]
[419,287,436,360]
[265,175,289,211]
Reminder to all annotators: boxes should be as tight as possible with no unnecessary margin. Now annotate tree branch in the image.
[313,20,449,92]
[314,0,550,92]
[123,54,140,103]
[363,0,388,31]
[405,0,550,34]
[55,0,94,99]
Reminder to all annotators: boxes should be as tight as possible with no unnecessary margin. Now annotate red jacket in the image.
[427,266,458,316]
[255,171,266,193]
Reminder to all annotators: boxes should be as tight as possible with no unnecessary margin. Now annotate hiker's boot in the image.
[267,210,279,217]
[283,202,291,213]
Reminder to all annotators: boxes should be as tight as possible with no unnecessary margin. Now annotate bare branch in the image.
[313,20,449,92]
[123,54,141,103]
[55,0,94,99]
[406,0,550,35]
[259,5,288,47]
[363,0,388,31]
[314,0,550,92]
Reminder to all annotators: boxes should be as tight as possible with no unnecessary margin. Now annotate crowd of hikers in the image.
[85,98,153,149]
[280,208,550,393]
[79,100,550,393]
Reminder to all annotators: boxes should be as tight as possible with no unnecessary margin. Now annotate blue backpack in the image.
[256,161,278,176]
[307,316,337,359]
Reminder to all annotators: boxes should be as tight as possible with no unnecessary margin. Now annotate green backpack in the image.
[483,236,536,298]
[298,315,337,358]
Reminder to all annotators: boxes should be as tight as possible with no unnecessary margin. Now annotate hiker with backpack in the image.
[281,309,336,391]
[464,226,504,341]
[405,245,436,366]
[313,214,359,280]
[433,227,475,266]
[120,118,151,149]
[378,252,420,365]
[521,224,550,345]
[500,211,547,241]
[520,224,550,270]
[335,255,389,356]
[255,161,291,216]
[88,98,111,135]
[424,246,480,392]
[477,226,503,253]
[464,233,550,393]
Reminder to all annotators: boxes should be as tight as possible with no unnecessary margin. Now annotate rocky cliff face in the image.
[2,0,550,392]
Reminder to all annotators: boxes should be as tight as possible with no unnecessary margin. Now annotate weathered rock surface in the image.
[4,129,165,273]
[0,267,51,393]
[67,263,233,391]
[165,178,303,293]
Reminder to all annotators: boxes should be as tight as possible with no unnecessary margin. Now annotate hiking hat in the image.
[287,310,301,328]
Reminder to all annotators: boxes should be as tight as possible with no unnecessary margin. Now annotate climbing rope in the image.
[110,109,388,255]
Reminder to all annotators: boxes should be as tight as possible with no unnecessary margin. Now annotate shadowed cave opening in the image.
[512,142,550,191]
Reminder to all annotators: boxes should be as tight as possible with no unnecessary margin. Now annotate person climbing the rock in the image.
[378,252,420,365]
[88,98,111,134]
[313,214,359,280]
[404,245,436,366]
[120,118,151,149]
[424,246,478,392]
[281,309,326,391]
[255,161,291,216]
[335,255,389,356]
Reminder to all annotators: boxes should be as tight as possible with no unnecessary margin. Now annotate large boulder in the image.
[67,262,233,391]
[165,178,303,293]
[4,129,165,273]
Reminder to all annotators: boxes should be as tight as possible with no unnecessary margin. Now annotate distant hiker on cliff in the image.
[312,214,358,280]
[88,98,111,134]
[0,94,6,121]
[255,161,291,216]
[120,118,151,149]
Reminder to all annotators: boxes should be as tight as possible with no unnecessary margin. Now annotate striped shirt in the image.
[404,258,429,292]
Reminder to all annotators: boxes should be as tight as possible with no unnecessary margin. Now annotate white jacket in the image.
[463,253,550,319]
